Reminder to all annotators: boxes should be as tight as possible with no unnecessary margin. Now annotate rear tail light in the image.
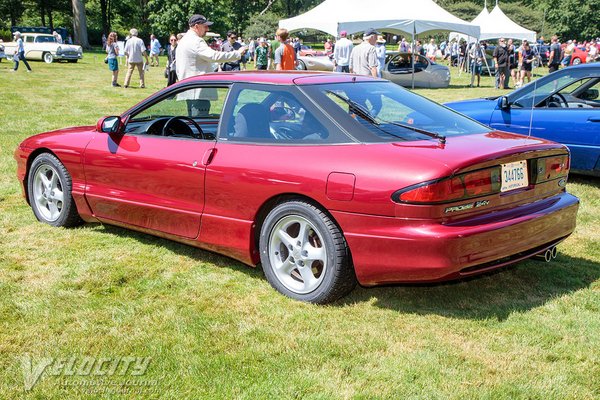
[393,167,501,204]
[394,154,570,205]
[535,155,569,183]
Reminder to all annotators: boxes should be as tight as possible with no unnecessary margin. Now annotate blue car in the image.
[446,64,600,176]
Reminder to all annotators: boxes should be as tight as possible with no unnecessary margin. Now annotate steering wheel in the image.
[548,92,568,108]
[270,106,296,121]
[162,116,204,139]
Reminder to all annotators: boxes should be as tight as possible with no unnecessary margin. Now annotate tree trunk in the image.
[49,9,54,31]
[71,0,90,49]
[100,0,109,35]
[40,3,46,26]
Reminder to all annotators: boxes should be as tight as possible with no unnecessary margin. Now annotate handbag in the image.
[104,57,108,64]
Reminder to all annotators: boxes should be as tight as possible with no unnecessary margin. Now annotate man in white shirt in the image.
[333,30,353,73]
[123,28,149,88]
[176,14,247,80]
[176,14,247,116]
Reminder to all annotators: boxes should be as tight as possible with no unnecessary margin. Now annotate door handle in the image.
[588,117,600,123]
[202,148,217,166]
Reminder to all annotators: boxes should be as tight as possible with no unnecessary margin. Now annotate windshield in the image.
[508,68,599,108]
[303,81,490,143]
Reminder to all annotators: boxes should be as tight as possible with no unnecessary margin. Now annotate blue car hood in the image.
[445,98,499,126]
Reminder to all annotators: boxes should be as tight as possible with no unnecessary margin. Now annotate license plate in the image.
[501,161,528,192]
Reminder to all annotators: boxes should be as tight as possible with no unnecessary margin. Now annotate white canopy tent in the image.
[279,0,480,39]
[477,5,536,42]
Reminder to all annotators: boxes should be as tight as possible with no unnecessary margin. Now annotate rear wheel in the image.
[259,200,356,303]
[296,60,306,70]
[28,153,82,227]
[572,57,582,65]
[43,52,54,63]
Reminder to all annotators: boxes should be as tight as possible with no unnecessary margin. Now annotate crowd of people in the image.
[98,16,399,88]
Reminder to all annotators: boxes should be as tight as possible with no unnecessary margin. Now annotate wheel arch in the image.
[23,148,61,205]
[251,193,351,264]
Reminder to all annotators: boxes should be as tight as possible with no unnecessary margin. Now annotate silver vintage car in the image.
[382,52,451,88]
[4,33,83,63]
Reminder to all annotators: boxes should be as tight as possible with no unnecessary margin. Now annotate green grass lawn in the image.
[1,51,599,399]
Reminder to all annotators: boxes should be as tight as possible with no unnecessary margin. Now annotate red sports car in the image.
[15,72,579,303]
[299,45,326,57]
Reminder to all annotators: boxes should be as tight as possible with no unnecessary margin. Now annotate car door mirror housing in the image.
[582,88,599,101]
[97,116,123,134]
[499,96,510,110]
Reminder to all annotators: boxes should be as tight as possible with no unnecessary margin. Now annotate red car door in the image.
[83,85,228,239]
[84,132,214,239]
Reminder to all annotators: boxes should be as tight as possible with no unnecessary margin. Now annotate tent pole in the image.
[411,23,416,90]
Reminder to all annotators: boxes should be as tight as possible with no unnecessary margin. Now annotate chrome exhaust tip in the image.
[551,246,558,259]
[534,248,554,262]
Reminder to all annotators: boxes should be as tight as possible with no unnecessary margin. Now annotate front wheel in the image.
[259,200,356,303]
[28,153,82,227]
[572,57,582,65]
[43,52,54,63]
[296,60,306,70]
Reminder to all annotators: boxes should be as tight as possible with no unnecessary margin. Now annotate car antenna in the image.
[528,67,540,137]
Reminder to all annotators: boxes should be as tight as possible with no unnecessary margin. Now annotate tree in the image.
[0,0,26,27]
[445,1,482,21]
[542,0,600,40]
[244,11,281,39]
[72,0,90,47]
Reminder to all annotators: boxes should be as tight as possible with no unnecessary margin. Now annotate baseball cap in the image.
[189,14,213,27]
[363,28,380,38]
[340,30,348,37]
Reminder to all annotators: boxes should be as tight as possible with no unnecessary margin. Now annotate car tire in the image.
[572,57,581,65]
[43,52,54,63]
[296,60,306,70]
[259,200,356,304]
[28,153,82,227]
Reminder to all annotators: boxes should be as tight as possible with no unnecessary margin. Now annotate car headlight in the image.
[56,46,62,54]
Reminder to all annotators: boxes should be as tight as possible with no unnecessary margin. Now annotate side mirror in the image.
[582,88,599,101]
[499,96,510,110]
[96,116,123,134]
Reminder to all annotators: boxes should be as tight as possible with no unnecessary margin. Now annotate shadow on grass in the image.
[339,255,600,320]
[87,223,264,281]
[570,175,600,188]
[84,223,600,321]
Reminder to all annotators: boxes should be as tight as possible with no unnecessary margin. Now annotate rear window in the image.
[303,81,490,143]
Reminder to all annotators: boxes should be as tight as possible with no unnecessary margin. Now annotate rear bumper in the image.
[333,192,579,286]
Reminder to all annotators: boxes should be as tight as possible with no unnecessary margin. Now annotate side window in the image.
[539,78,600,108]
[127,86,229,139]
[414,55,429,69]
[26,36,34,43]
[223,87,333,143]
[132,87,229,121]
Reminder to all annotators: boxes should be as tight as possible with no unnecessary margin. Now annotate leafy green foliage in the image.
[543,0,600,40]
[244,11,282,39]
